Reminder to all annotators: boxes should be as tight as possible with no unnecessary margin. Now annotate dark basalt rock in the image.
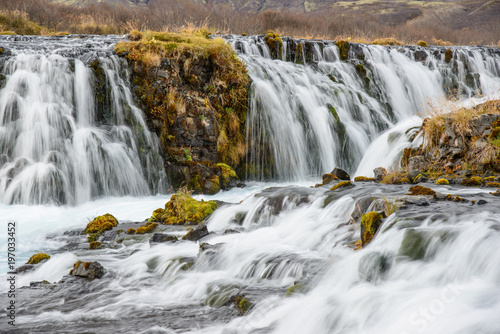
[70,261,105,279]
[331,167,350,180]
[150,233,178,244]
[182,225,209,241]
[13,264,35,274]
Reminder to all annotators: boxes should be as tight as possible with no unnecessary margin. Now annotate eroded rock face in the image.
[403,100,500,175]
[119,39,249,194]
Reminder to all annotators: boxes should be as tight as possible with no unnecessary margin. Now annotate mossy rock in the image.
[330,181,353,191]
[84,213,118,235]
[234,295,253,316]
[150,208,165,222]
[486,182,500,187]
[158,192,218,225]
[445,49,453,63]
[354,176,375,182]
[216,163,238,189]
[435,178,449,185]
[285,283,306,297]
[461,176,482,186]
[26,253,50,265]
[89,241,102,250]
[335,40,350,61]
[126,228,136,234]
[361,212,383,246]
[407,185,436,196]
[136,222,158,234]
[398,228,457,261]
[417,40,427,47]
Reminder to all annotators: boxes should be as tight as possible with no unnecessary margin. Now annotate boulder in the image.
[150,233,178,244]
[330,167,350,180]
[70,261,105,279]
[373,167,387,182]
[182,225,209,241]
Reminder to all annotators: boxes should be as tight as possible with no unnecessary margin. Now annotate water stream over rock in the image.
[0,35,500,334]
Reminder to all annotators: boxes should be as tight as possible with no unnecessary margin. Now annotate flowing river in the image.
[0,34,500,334]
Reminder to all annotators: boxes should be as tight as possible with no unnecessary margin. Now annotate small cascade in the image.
[227,35,500,180]
[0,36,167,205]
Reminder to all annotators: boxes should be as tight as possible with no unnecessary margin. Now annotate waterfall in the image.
[0,35,167,205]
[227,35,500,180]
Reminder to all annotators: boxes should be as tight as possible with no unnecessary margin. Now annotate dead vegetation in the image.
[0,0,498,45]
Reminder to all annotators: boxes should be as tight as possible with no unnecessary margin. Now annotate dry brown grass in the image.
[422,99,500,149]
[0,0,499,46]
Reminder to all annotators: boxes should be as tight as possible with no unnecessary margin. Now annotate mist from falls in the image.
[0,36,167,205]
[228,35,500,180]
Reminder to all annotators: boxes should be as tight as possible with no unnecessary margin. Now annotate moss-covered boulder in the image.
[84,213,118,235]
[234,295,252,316]
[331,181,353,191]
[150,192,218,225]
[26,253,50,265]
[135,222,158,234]
[361,211,383,246]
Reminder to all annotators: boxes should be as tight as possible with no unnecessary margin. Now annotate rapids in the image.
[1,35,500,334]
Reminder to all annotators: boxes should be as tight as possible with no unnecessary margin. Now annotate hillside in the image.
[48,0,500,33]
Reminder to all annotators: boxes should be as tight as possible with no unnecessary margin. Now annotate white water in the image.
[229,36,500,179]
[1,35,500,334]
[1,183,499,334]
[0,36,166,205]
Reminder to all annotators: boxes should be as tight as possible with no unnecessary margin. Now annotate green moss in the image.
[89,241,102,250]
[483,176,496,182]
[206,175,221,195]
[461,176,482,186]
[335,40,350,61]
[158,192,218,225]
[328,104,339,122]
[445,49,452,63]
[331,181,352,191]
[417,40,427,47]
[84,213,118,235]
[116,29,250,169]
[354,176,375,182]
[486,182,500,187]
[216,163,238,188]
[87,233,98,242]
[407,185,436,196]
[361,212,383,246]
[150,208,166,222]
[135,222,158,234]
[234,296,252,316]
[435,178,449,185]
[286,283,306,297]
[26,253,50,265]
[126,228,136,234]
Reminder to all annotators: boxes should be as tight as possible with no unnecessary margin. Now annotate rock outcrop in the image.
[116,30,249,194]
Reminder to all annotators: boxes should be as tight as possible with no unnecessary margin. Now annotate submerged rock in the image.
[358,252,392,282]
[149,233,178,244]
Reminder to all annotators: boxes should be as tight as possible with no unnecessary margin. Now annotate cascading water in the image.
[227,35,500,180]
[0,35,167,205]
[0,34,500,334]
